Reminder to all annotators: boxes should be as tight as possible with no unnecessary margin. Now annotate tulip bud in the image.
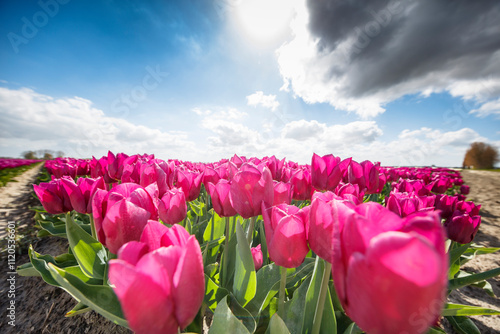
[158,188,187,225]
[251,244,264,271]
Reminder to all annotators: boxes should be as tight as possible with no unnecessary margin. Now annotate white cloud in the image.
[470,97,500,118]
[246,91,280,111]
[0,87,196,159]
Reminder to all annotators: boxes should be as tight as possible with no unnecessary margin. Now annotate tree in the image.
[22,151,36,159]
[463,142,499,169]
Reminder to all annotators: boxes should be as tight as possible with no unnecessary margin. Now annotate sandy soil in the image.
[443,170,500,334]
[0,168,498,333]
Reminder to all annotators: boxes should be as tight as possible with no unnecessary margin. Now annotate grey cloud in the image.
[306,0,500,98]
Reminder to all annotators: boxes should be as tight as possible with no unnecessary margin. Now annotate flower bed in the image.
[18,152,500,334]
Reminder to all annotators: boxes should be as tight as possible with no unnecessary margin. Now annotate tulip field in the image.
[0,158,41,187]
[16,152,500,334]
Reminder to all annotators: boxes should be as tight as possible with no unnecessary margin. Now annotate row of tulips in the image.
[20,152,500,334]
[0,158,42,170]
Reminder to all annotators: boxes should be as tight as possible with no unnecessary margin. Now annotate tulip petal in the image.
[172,236,205,329]
[140,220,170,251]
[121,273,178,334]
[116,241,149,266]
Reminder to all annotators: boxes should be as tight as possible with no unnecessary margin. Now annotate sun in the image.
[234,0,295,45]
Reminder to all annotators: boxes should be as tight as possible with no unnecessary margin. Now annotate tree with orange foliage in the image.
[463,142,499,169]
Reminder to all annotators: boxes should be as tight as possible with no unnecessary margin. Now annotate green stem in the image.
[278,266,287,319]
[88,213,97,240]
[224,217,230,248]
[247,216,256,246]
[312,260,332,334]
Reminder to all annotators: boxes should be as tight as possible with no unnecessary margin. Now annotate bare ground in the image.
[0,168,498,333]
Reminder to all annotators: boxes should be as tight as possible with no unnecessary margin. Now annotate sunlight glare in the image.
[235,0,295,45]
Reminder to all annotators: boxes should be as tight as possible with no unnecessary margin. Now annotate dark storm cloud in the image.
[306,0,500,98]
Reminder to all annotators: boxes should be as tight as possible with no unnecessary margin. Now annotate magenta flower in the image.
[444,212,481,244]
[140,162,168,198]
[109,221,204,334]
[386,191,436,217]
[332,203,448,334]
[434,194,458,219]
[33,178,73,214]
[174,169,203,202]
[272,181,293,206]
[348,160,385,194]
[431,177,452,194]
[207,180,237,217]
[158,188,187,225]
[251,244,264,271]
[92,183,158,254]
[460,184,470,195]
[289,167,313,201]
[308,192,356,262]
[311,153,351,191]
[229,163,274,218]
[61,177,106,214]
[107,151,129,181]
[262,203,309,268]
[334,182,364,205]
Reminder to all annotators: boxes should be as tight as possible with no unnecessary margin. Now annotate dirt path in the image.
[0,165,131,334]
[0,163,44,239]
[445,170,500,334]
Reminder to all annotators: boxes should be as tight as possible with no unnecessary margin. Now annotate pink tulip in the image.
[272,181,293,206]
[386,191,436,217]
[207,180,237,217]
[308,192,356,262]
[334,182,364,205]
[140,162,168,198]
[460,185,470,195]
[311,153,351,191]
[33,178,73,214]
[444,212,481,244]
[251,244,264,271]
[434,194,458,219]
[348,160,385,194]
[92,183,158,254]
[431,177,452,194]
[229,163,274,218]
[332,202,448,334]
[262,203,309,268]
[289,167,313,201]
[174,169,203,202]
[107,151,129,181]
[158,188,187,225]
[109,221,204,334]
[60,177,106,214]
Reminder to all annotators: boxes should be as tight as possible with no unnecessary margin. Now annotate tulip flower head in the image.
[109,221,204,334]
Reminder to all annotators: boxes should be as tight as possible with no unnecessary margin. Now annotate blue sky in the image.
[1,0,499,166]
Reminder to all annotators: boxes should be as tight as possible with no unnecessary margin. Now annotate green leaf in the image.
[233,222,257,307]
[449,242,470,265]
[464,245,500,256]
[266,313,291,334]
[259,222,269,266]
[442,303,500,316]
[220,230,238,289]
[426,327,446,334]
[189,199,205,217]
[448,267,500,290]
[247,263,281,316]
[208,296,251,334]
[284,275,311,334]
[65,302,91,317]
[66,213,107,279]
[227,294,257,334]
[46,263,128,328]
[446,316,480,334]
[204,274,230,312]
[286,258,315,289]
[456,270,495,297]
[25,246,78,286]
[16,262,41,277]
[302,258,336,334]
[203,211,226,263]
[342,323,362,334]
